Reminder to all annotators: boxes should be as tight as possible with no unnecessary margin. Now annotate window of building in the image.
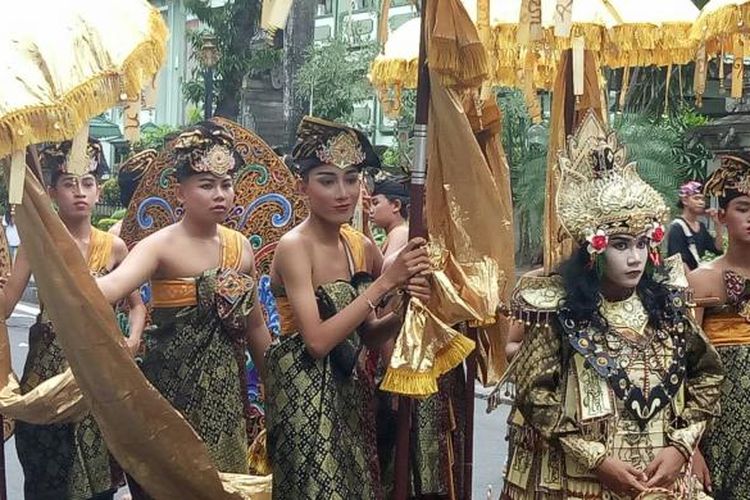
[316,0,334,17]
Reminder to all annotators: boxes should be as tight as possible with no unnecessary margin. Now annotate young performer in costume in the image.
[369,174,410,259]
[690,155,750,499]
[503,113,723,499]
[265,117,431,499]
[96,122,271,476]
[2,138,147,500]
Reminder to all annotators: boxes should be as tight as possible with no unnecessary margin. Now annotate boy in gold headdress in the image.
[96,122,272,481]
[690,155,750,499]
[265,117,431,499]
[502,112,723,499]
[3,138,147,500]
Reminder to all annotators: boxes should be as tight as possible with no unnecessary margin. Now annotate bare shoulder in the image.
[110,235,129,263]
[276,227,310,254]
[688,259,725,296]
[239,236,256,274]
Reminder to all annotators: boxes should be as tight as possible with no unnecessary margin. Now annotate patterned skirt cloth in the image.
[701,344,750,500]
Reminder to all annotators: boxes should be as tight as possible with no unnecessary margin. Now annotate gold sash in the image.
[703,311,750,347]
[151,225,244,308]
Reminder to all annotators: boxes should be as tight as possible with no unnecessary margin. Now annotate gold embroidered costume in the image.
[265,118,383,499]
[699,155,750,499]
[501,112,724,499]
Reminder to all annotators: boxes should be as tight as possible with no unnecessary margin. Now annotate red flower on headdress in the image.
[586,229,608,254]
[647,223,665,247]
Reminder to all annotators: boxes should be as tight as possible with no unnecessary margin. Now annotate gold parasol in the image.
[604,0,700,68]
[690,0,750,102]
[691,0,750,52]
[0,0,168,202]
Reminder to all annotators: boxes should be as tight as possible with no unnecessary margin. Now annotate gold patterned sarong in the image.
[15,228,117,499]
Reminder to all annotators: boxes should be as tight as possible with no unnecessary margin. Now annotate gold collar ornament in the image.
[316,132,366,170]
[600,293,649,337]
[556,111,669,248]
[194,144,236,176]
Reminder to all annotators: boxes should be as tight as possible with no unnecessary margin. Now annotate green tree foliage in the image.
[295,37,378,125]
[132,124,180,153]
[182,0,279,120]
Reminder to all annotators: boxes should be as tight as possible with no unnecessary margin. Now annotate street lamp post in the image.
[199,34,220,120]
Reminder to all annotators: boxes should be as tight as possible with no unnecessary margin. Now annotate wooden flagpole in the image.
[393,0,430,497]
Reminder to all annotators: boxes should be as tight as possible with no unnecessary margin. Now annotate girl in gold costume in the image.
[690,155,750,499]
[265,117,430,499]
[502,112,724,500]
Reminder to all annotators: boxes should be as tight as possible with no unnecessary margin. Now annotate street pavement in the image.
[3,303,510,499]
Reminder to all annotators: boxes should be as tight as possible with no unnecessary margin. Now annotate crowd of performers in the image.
[1,109,749,500]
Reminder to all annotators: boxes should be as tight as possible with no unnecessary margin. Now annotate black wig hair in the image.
[558,246,674,331]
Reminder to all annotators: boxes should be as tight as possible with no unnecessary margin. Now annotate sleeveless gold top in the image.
[150,225,244,309]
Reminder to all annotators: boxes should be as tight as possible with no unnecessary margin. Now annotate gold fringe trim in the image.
[247,429,272,476]
[432,332,476,378]
[0,8,167,159]
[692,2,750,50]
[380,333,476,397]
[380,367,437,398]
[369,57,419,89]
[429,37,489,89]
[607,23,696,68]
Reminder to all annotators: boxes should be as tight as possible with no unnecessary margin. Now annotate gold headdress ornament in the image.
[704,154,750,201]
[291,116,379,174]
[556,111,669,254]
[172,123,237,177]
[39,137,108,180]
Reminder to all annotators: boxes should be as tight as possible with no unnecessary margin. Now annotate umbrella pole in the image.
[394,0,430,498]
[462,326,477,499]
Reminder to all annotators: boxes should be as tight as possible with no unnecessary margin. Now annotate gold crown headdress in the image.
[291,116,379,174]
[172,123,237,177]
[704,155,750,201]
[40,137,107,178]
[556,112,669,251]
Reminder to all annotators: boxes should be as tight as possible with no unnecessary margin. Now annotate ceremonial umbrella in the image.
[690,0,750,102]
[0,0,168,203]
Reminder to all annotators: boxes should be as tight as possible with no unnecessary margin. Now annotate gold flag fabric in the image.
[382,54,513,398]
[15,170,270,499]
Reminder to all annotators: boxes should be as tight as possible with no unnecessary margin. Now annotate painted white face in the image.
[601,234,649,292]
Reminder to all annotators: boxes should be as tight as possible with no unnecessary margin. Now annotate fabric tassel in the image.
[0,8,167,161]
[9,151,26,206]
[429,0,489,89]
[554,0,573,37]
[732,36,744,99]
[572,37,585,97]
[124,97,141,144]
[68,125,90,176]
[694,41,707,107]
